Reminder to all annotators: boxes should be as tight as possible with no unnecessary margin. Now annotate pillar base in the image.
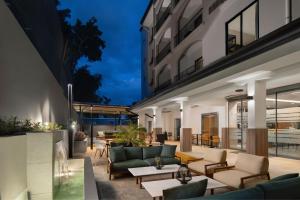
[180,128,192,152]
[222,128,230,149]
[246,128,268,157]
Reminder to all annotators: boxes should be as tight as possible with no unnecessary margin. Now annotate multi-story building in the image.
[134,0,300,159]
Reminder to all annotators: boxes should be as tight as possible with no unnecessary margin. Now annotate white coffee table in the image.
[142,175,227,200]
[128,164,180,188]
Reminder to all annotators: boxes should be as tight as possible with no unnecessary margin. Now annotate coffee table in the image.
[142,175,227,200]
[128,164,180,188]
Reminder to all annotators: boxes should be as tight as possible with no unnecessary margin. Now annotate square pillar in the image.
[247,80,268,157]
[180,128,192,152]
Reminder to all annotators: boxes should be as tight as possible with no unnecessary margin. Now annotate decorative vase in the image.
[155,156,163,170]
[176,164,192,184]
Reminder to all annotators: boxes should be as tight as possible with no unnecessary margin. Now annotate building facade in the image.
[135,0,300,159]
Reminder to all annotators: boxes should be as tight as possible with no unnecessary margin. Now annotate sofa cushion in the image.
[144,157,181,166]
[269,173,299,182]
[183,186,264,200]
[235,153,269,175]
[188,160,213,174]
[161,144,177,158]
[163,179,208,200]
[109,146,126,162]
[143,146,162,159]
[112,159,148,171]
[203,148,227,163]
[124,147,143,160]
[213,169,252,188]
[257,176,300,199]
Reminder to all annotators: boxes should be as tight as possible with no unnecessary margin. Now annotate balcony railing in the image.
[174,58,203,81]
[155,4,172,32]
[174,10,203,47]
[155,79,172,92]
[156,42,171,64]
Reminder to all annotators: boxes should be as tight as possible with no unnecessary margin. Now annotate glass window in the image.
[242,3,257,45]
[226,2,258,54]
[292,0,300,21]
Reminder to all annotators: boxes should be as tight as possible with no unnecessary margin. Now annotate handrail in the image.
[155,79,172,92]
[156,42,171,64]
[174,9,203,46]
[175,58,203,81]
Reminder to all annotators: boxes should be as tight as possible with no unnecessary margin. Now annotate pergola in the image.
[72,102,137,149]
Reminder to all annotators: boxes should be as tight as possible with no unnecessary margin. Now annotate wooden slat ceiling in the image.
[73,102,136,115]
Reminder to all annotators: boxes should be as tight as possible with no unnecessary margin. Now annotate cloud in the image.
[59,0,149,105]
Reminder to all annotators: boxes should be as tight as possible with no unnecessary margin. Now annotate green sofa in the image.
[181,173,300,200]
[108,145,181,180]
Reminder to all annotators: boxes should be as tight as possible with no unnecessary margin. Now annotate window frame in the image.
[225,0,259,55]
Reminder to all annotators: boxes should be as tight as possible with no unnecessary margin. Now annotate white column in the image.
[180,101,191,129]
[153,107,162,128]
[247,80,267,128]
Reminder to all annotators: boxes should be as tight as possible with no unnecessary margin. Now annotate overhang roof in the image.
[73,102,136,115]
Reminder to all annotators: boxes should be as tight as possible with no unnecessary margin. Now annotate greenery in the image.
[56,1,110,104]
[0,117,63,136]
[114,124,147,147]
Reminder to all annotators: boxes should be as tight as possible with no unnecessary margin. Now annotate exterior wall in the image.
[141,0,291,98]
[0,0,69,124]
[0,136,27,200]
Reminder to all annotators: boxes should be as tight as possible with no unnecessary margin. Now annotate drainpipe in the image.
[285,0,291,24]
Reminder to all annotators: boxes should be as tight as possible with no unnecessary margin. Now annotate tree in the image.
[73,66,110,104]
[56,1,109,104]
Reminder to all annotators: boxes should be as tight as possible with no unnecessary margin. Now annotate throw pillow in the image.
[163,179,208,200]
[161,144,177,158]
[109,146,126,162]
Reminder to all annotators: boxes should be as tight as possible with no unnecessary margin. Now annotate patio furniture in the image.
[94,139,106,158]
[142,175,227,200]
[187,173,300,200]
[128,164,180,188]
[213,153,270,189]
[188,148,227,177]
[156,134,166,144]
[201,133,210,146]
[108,145,181,180]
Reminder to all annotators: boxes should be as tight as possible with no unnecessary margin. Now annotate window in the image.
[226,1,258,54]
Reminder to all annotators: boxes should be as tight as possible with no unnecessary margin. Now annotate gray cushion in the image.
[143,146,162,159]
[163,179,208,200]
[112,159,148,171]
[161,144,177,158]
[269,173,299,182]
[109,146,126,162]
[124,147,143,160]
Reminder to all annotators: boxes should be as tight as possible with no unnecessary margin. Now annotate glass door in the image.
[228,97,248,150]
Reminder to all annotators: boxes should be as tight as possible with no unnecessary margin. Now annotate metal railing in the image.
[156,42,171,64]
[155,79,172,92]
[155,4,172,32]
[174,10,203,47]
[174,58,203,81]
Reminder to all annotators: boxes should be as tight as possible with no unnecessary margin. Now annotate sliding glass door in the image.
[266,88,300,159]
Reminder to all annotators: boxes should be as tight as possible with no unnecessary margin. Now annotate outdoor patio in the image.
[81,141,300,200]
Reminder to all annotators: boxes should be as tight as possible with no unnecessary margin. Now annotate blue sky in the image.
[59,0,149,105]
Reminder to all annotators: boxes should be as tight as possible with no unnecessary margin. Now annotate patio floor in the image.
[86,141,300,200]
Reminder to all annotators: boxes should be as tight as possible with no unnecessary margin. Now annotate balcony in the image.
[174,57,203,81]
[174,10,203,47]
[154,79,172,92]
[155,4,172,33]
[156,42,171,64]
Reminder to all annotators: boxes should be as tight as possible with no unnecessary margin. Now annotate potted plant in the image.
[114,123,147,147]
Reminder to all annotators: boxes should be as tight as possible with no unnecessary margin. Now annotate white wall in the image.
[0,136,27,200]
[0,0,68,124]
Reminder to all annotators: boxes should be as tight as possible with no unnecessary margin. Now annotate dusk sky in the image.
[59,0,149,105]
